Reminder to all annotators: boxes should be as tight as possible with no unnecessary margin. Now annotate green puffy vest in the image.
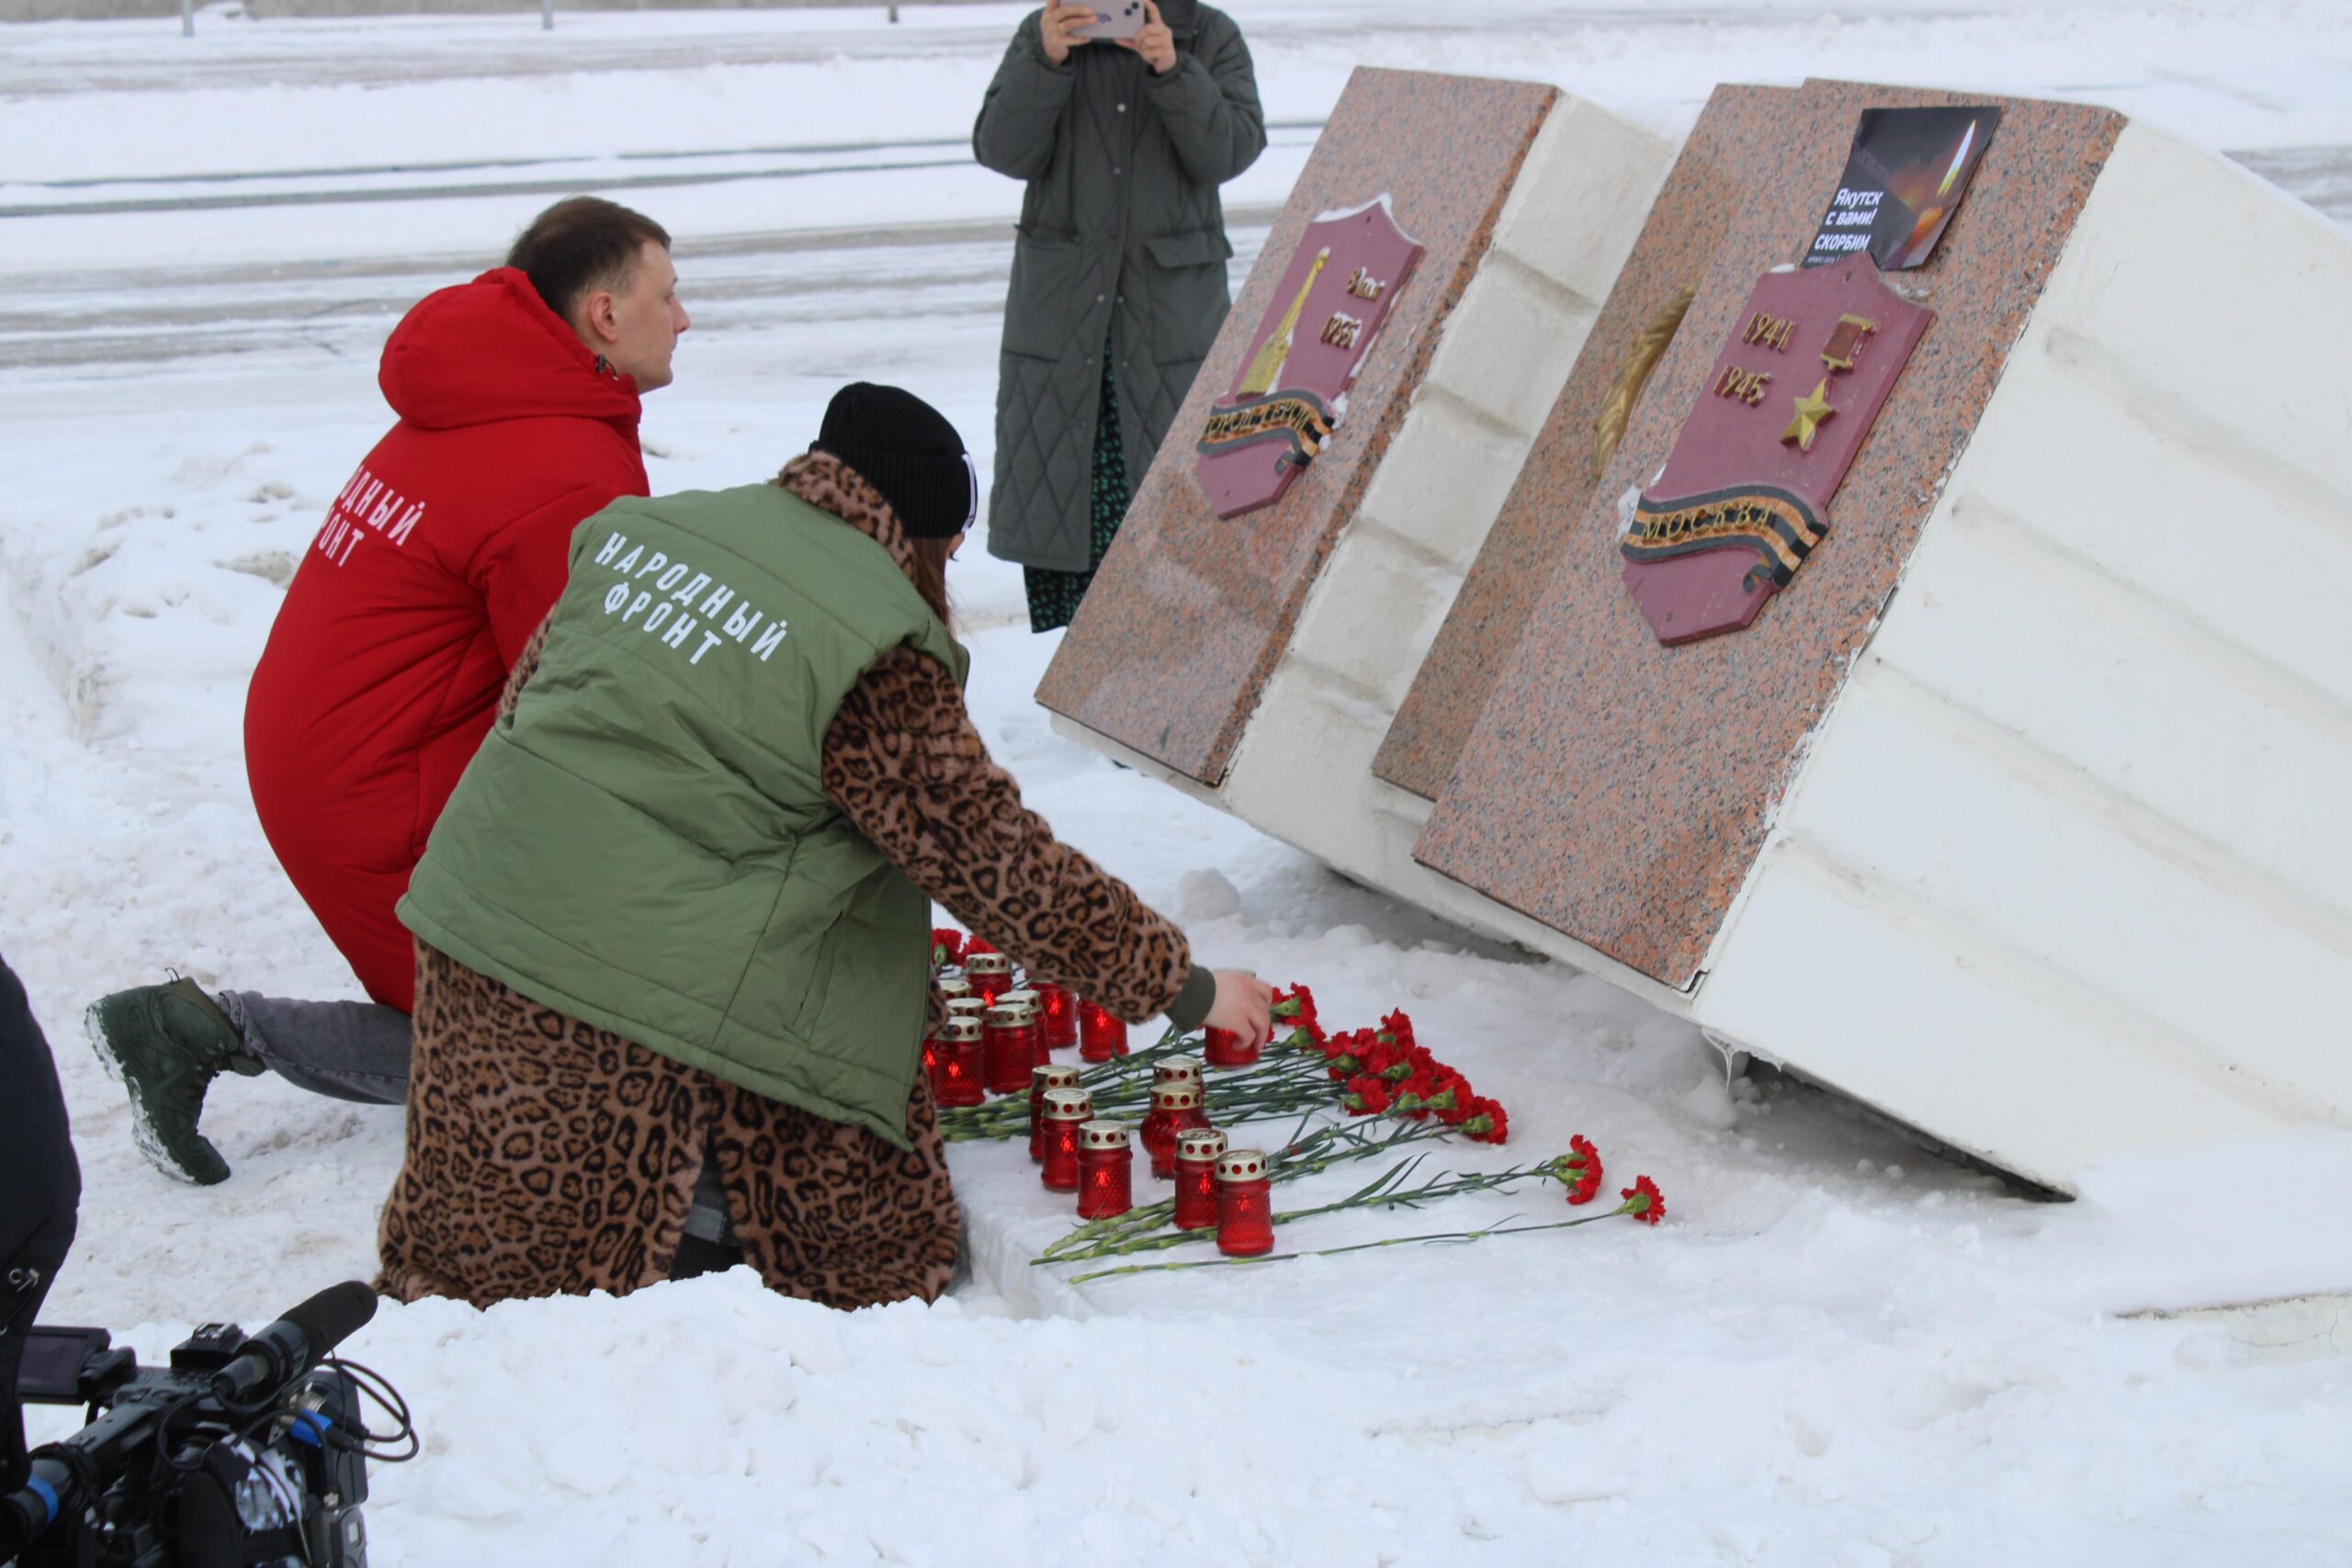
[397,483,967,1149]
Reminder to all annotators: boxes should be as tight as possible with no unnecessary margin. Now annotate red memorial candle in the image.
[1031,982,1079,1050]
[936,974,973,1005]
[1075,1122,1135,1220]
[1214,1148,1274,1257]
[1203,1025,1260,1069]
[1028,1063,1082,1163]
[1171,1127,1228,1231]
[1040,1089,1093,1192]
[984,1004,1039,1097]
[933,1018,985,1108]
[998,991,1046,1068]
[1138,1082,1208,1180]
[965,951,1012,1006]
[1077,999,1127,1062]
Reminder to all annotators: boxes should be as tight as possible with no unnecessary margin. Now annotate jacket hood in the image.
[1159,0,1200,36]
[379,266,643,434]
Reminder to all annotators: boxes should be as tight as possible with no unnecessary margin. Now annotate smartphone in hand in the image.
[1069,0,1147,40]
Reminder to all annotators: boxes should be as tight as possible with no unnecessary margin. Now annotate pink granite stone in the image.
[1375,84,1801,799]
[1035,66,1557,785]
[1410,80,2126,989]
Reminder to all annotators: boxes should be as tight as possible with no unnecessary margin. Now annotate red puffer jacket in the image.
[243,266,650,1011]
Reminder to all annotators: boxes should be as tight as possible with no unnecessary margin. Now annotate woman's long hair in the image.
[908,533,955,629]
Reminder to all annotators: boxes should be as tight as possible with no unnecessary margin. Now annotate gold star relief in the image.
[1780,378,1837,453]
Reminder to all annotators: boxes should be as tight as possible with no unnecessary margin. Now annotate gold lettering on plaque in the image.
[1317,312,1363,351]
[1344,265,1385,301]
[1742,312,1797,353]
[1713,366,1774,406]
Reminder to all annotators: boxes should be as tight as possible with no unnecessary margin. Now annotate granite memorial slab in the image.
[1374,85,1799,800]
[1034,68,1672,900]
[1401,80,2352,1186]
[1035,66,1566,784]
[1411,78,2120,988]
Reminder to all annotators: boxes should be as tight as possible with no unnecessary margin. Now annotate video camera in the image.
[1,1281,408,1567]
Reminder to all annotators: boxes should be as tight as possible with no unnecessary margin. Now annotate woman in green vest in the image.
[376,384,1272,1310]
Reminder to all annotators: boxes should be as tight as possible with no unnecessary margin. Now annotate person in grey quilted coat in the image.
[973,0,1263,629]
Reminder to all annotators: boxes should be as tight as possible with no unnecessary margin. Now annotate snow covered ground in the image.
[6,1,2352,1562]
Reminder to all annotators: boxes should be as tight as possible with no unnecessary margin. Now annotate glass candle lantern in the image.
[936,973,973,1004]
[1040,1088,1093,1192]
[965,951,1013,1005]
[1138,1082,1208,1180]
[1075,1122,1135,1220]
[1032,982,1079,1050]
[1028,1063,1082,1163]
[1171,1127,1228,1230]
[1077,999,1127,1062]
[983,1004,1040,1097]
[933,1017,985,1108]
[1203,1026,1261,1069]
[1152,1055,1203,1092]
[1214,1148,1274,1257]
[921,1027,940,1091]
[998,990,1046,1067]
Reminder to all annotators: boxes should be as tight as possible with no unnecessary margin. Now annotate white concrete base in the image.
[1687,118,2352,1188]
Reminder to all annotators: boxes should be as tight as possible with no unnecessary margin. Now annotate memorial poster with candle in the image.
[1618,258,1932,646]
[1193,195,1423,521]
[1803,105,2002,271]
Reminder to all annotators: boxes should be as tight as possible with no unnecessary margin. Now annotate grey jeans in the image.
[220,991,412,1107]
[219,988,742,1265]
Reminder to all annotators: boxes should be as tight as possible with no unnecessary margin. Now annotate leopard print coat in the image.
[378,453,1194,1310]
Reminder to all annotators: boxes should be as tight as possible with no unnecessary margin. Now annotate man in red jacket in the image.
[85,196,689,1185]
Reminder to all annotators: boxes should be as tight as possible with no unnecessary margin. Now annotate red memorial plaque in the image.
[1620,259,1931,645]
[1194,196,1423,521]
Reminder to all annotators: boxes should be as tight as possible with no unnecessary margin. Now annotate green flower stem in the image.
[1032,1118,1444,1259]
[1038,1150,1560,1266]
[1064,1208,1629,1285]
[939,1043,1338,1144]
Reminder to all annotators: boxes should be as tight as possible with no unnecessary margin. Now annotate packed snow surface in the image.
[6,1,2352,1562]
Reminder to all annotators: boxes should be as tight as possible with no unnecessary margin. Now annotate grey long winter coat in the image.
[973,1,1264,573]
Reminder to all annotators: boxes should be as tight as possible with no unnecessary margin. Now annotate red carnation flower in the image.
[931,928,965,968]
[1562,1134,1604,1204]
[1342,1075,1393,1116]
[963,934,998,956]
[1620,1175,1665,1225]
[1271,984,1324,1043]
[1457,1097,1509,1144]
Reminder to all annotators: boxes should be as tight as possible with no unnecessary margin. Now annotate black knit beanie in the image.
[810,383,975,540]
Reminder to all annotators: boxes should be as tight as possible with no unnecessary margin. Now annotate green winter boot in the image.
[84,977,266,1186]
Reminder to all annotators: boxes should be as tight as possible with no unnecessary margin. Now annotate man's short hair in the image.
[506,197,672,321]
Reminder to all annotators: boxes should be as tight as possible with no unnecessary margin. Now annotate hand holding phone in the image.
[1040,2,1111,63]
[1069,0,1147,42]
[1110,0,1177,73]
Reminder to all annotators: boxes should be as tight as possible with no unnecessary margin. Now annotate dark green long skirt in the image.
[1024,345,1129,634]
